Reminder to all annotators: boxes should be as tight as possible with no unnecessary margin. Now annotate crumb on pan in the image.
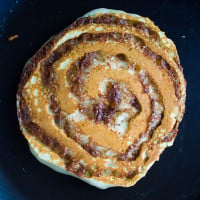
[8,34,19,41]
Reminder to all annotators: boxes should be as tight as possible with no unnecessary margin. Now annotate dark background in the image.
[0,0,200,199]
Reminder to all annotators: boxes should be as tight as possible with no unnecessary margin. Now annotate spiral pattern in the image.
[17,8,186,188]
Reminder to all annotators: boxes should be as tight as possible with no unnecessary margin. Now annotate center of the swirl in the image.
[66,51,141,137]
[95,80,141,136]
[78,80,141,137]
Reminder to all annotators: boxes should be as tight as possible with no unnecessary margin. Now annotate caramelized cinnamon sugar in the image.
[17,8,186,188]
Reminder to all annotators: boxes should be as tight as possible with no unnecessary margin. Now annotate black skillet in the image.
[0,0,200,199]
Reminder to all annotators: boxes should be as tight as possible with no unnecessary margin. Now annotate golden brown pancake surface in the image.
[17,8,186,189]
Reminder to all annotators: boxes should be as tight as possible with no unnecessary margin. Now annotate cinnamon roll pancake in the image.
[17,8,186,189]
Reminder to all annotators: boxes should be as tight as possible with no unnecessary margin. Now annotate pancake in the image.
[16,8,186,189]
